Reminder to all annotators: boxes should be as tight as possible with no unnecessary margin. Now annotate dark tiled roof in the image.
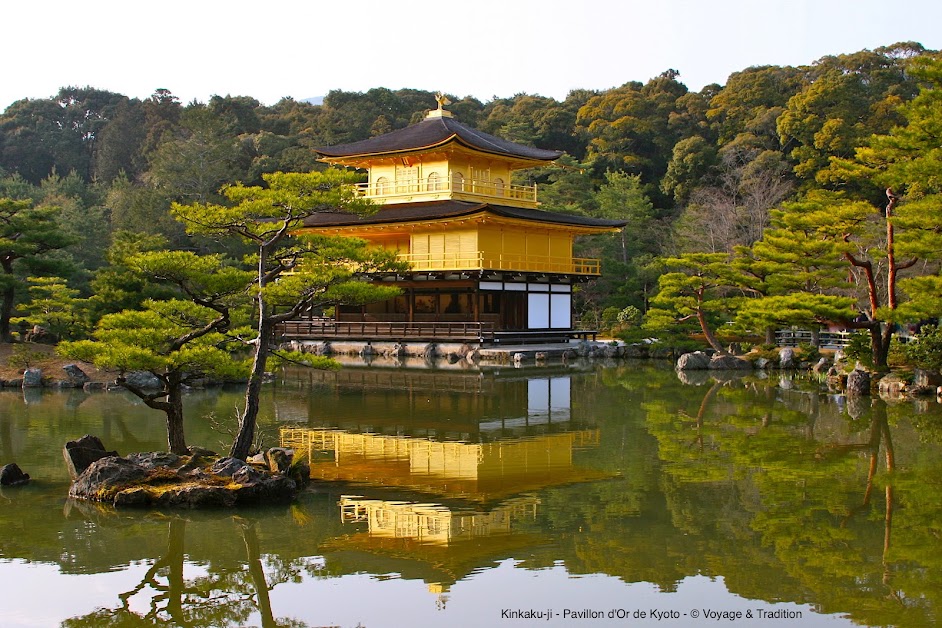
[301,200,626,229]
[316,116,563,161]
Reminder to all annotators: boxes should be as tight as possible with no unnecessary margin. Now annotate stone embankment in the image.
[63,435,305,508]
[281,339,668,365]
[0,363,116,390]
[674,348,942,399]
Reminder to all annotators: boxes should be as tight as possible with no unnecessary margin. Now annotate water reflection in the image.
[58,515,311,627]
[277,369,610,594]
[2,364,941,626]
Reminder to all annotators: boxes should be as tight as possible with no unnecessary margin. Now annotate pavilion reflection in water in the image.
[278,369,610,593]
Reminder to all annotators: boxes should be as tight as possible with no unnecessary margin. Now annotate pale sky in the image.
[3,0,941,112]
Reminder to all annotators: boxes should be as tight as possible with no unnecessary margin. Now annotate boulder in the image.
[676,351,711,370]
[62,364,90,387]
[63,435,119,479]
[754,357,771,370]
[232,474,297,505]
[124,371,162,389]
[211,457,248,477]
[846,369,871,396]
[288,457,311,486]
[0,463,30,486]
[709,354,752,370]
[264,448,292,475]
[779,347,797,369]
[914,368,942,389]
[878,374,908,400]
[125,452,180,469]
[622,344,648,358]
[812,357,830,374]
[22,368,43,388]
[232,465,264,485]
[68,457,148,500]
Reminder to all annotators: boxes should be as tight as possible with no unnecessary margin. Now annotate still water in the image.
[1,361,939,627]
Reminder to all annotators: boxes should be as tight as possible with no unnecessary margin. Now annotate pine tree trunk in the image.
[765,327,775,345]
[697,309,725,354]
[166,375,188,455]
[0,261,15,341]
[230,317,273,460]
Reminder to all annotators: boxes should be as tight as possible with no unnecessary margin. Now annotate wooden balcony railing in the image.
[397,251,601,275]
[355,174,537,204]
[277,319,496,342]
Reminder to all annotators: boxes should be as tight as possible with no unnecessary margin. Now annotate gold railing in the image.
[355,174,536,204]
[397,251,601,275]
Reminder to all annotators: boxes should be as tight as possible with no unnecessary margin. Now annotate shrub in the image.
[796,343,821,363]
[6,345,46,370]
[843,331,873,368]
[902,325,942,371]
[616,306,641,327]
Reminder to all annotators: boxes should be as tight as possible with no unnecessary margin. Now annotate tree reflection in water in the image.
[645,370,937,627]
[61,517,309,628]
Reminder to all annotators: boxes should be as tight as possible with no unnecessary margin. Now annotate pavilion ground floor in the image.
[276,274,597,345]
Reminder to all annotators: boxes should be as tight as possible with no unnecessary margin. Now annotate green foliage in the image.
[795,342,821,363]
[0,197,78,340]
[60,298,246,378]
[617,305,642,327]
[267,350,340,371]
[644,252,739,352]
[601,307,621,329]
[902,325,942,372]
[172,169,407,460]
[10,276,89,341]
[843,331,874,368]
[6,344,45,369]
[87,231,178,322]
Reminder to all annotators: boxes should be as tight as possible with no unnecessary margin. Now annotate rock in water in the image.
[846,369,871,396]
[62,364,90,387]
[676,351,710,370]
[68,457,148,500]
[22,368,43,388]
[63,434,119,479]
[708,354,752,370]
[0,463,30,486]
[265,448,292,474]
[779,347,797,369]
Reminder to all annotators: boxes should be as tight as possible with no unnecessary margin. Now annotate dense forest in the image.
[2,41,941,367]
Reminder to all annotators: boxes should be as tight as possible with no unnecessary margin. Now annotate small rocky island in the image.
[64,435,304,508]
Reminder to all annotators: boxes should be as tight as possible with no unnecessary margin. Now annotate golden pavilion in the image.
[292,95,625,345]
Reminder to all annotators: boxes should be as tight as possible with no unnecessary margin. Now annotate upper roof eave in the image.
[315,116,563,163]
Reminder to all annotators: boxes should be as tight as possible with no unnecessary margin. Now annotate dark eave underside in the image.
[301,200,627,229]
[315,116,563,162]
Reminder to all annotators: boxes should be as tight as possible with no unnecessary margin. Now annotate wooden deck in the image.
[275,320,597,345]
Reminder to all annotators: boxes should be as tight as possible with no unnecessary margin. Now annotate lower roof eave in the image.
[363,271,597,283]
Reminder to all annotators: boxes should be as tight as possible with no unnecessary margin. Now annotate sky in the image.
[3,0,941,112]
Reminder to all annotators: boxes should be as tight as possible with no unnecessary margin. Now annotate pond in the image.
[1,361,940,627]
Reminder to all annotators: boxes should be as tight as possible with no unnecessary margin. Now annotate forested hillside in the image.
[1,41,940,355]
